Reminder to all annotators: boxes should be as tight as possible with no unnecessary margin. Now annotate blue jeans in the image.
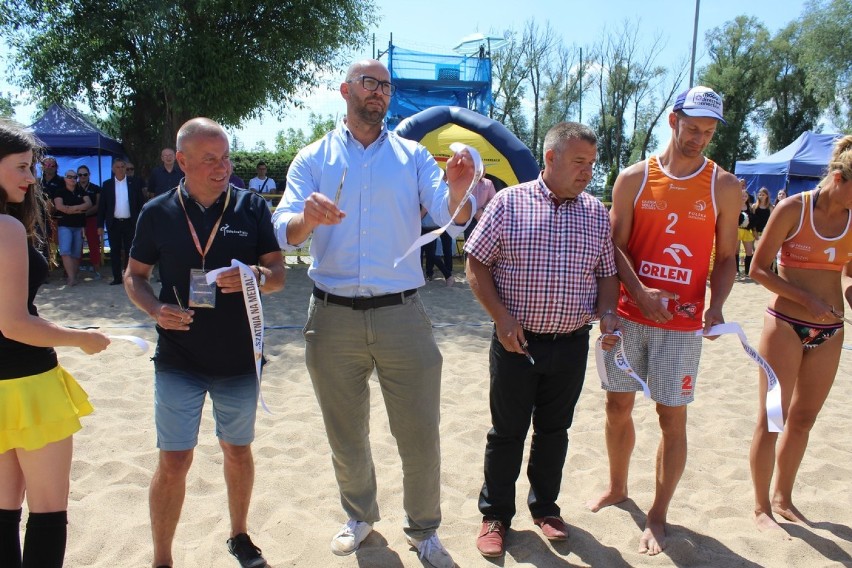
[57,226,83,258]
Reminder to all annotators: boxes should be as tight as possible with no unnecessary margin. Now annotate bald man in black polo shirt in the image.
[125,118,285,568]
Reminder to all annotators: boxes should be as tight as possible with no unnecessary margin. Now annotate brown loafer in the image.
[476,519,506,557]
[534,516,569,541]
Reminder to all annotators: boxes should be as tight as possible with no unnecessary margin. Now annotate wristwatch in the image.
[254,265,266,287]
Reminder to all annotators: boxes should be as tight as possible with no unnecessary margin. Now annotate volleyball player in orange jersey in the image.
[749,135,852,535]
[586,87,742,556]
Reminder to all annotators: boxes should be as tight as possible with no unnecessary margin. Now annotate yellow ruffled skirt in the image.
[0,365,93,453]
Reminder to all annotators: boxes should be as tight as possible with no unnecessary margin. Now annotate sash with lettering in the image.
[206,259,269,412]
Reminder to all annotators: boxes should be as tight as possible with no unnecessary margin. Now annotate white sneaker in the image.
[406,533,455,568]
[330,519,373,556]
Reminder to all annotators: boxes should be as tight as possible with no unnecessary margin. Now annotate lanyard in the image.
[176,182,231,271]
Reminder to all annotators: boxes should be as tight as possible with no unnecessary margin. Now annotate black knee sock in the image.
[736,252,741,273]
[22,511,67,568]
[744,255,753,276]
[0,508,22,568]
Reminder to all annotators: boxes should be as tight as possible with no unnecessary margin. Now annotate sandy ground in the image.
[30,264,852,567]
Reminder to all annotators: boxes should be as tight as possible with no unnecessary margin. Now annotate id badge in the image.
[188,268,216,308]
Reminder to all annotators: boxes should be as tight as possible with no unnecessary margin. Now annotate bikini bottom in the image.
[767,307,842,350]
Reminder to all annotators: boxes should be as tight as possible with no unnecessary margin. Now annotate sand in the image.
[30,265,852,567]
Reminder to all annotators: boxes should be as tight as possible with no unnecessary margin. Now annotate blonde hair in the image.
[821,135,852,186]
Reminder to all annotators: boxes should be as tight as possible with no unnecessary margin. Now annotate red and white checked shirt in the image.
[464,176,616,334]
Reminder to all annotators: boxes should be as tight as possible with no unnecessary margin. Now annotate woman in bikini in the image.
[748,135,852,534]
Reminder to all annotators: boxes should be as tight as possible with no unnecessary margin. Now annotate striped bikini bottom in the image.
[767,307,842,350]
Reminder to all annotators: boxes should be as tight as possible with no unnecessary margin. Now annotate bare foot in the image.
[773,501,808,524]
[586,489,628,512]
[753,511,791,539]
[639,519,667,555]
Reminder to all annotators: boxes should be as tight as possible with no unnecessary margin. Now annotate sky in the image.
[3,0,812,157]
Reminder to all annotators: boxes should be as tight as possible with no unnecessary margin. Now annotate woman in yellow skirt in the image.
[0,120,110,567]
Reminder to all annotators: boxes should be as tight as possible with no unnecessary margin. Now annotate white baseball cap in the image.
[673,86,726,125]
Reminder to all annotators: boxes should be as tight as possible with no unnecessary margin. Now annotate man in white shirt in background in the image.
[248,162,276,194]
[98,159,146,285]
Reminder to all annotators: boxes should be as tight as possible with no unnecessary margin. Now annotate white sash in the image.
[595,323,783,432]
[107,334,150,353]
[595,331,651,398]
[206,259,269,413]
[698,323,783,432]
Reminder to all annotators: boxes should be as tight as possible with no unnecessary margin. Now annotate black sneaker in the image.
[226,533,267,568]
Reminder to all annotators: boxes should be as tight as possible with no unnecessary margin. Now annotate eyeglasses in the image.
[78,172,89,177]
[65,175,78,180]
[350,75,396,96]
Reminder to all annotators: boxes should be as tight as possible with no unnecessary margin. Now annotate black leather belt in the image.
[313,286,417,310]
[523,324,592,341]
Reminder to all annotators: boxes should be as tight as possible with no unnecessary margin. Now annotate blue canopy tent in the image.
[735,131,842,199]
[28,103,125,185]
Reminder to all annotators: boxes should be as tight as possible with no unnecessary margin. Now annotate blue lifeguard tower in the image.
[384,40,494,130]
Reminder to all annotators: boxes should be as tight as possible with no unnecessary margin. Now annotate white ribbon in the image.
[393,142,485,267]
[107,334,150,353]
[206,259,270,413]
[596,323,783,434]
[698,323,783,432]
[595,330,652,398]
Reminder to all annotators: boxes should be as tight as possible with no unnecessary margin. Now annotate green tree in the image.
[591,20,678,189]
[0,93,14,118]
[699,16,773,171]
[275,112,338,159]
[539,45,591,133]
[759,21,822,152]
[490,31,530,145]
[490,20,589,163]
[0,0,375,172]
[798,0,852,130]
[520,20,558,161]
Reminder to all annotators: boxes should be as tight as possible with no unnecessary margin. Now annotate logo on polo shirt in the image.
[219,224,249,237]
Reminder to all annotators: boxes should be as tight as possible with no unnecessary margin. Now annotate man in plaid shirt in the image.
[465,122,621,558]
